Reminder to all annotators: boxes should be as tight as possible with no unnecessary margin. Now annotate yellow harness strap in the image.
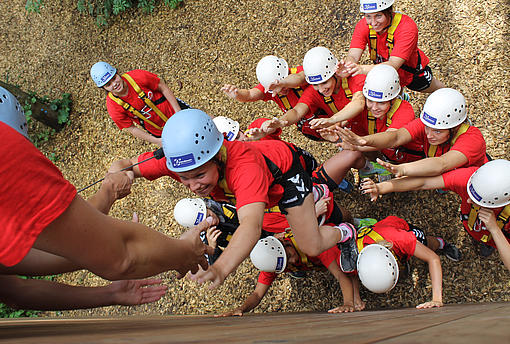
[467,204,510,243]
[369,13,403,62]
[108,73,168,130]
[427,123,470,158]
[278,95,293,110]
[278,67,304,110]
[367,98,402,134]
[285,231,313,267]
[341,77,353,100]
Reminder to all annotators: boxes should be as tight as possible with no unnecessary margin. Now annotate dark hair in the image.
[381,5,393,20]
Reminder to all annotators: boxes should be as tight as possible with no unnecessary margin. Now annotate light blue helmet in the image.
[162,109,224,172]
[90,61,117,87]
[0,86,28,139]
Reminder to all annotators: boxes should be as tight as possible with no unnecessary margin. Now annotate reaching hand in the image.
[260,117,288,132]
[221,84,239,99]
[315,197,330,217]
[309,117,332,129]
[478,208,499,233]
[102,171,134,200]
[244,127,271,141]
[267,79,285,95]
[342,60,364,76]
[206,227,222,249]
[375,158,403,177]
[360,178,381,202]
[336,127,368,151]
[214,307,244,317]
[416,300,443,309]
[317,126,342,143]
[176,217,212,279]
[188,263,226,289]
[109,278,168,306]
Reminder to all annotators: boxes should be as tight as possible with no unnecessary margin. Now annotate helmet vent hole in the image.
[195,133,199,137]
[195,140,199,144]
[201,136,205,140]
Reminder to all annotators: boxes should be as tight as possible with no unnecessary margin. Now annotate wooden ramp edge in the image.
[0,302,508,344]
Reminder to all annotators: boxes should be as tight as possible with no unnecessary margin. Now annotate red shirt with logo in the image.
[0,122,77,266]
[106,69,176,137]
[255,66,306,113]
[350,14,430,87]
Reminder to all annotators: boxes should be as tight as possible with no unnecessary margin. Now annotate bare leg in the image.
[322,150,365,185]
[426,235,440,251]
[285,194,341,257]
[420,78,446,93]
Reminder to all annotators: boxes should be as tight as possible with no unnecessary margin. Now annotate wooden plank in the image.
[0,303,508,344]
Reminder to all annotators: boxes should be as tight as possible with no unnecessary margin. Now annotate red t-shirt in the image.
[403,119,487,168]
[298,75,366,117]
[349,100,423,162]
[442,168,510,248]
[106,69,176,137]
[255,66,307,113]
[258,245,340,286]
[0,122,77,266]
[351,216,417,264]
[138,139,293,210]
[349,14,430,87]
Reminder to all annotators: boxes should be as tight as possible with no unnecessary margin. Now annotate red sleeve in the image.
[317,246,340,268]
[450,127,487,167]
[137,151,181,182]
[375,216,417,258]
[297,86,320,115]
[403,118,425,141]
[442,167,477,197]
[388,101,416,129]
[348,74,366,94]
[0,123,77,266]
[257,271,277,285]
[390,17,419,62]
[128,69,161,92]
[350,19,369,50]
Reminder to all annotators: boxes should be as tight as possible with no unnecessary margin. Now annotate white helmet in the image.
[250,236,287,273]
[162,109,224,172]
[420,88,467,129]
[363,64,401,101]
[357,244,399,293]
[256,55,289,93]
[173,198,207,228]
[360,0,394,13]
[467,159,510,208]
[303,47,338,85]
[213,116,240,141]
[90,61,117,87]
[0,86,28,139]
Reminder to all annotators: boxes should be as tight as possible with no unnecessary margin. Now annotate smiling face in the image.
[103,74,127,96]
[364,11,392,33]
[177,160,220,197]
[366,99,392,119]
[312,76,337,97]
[424,126,450,145]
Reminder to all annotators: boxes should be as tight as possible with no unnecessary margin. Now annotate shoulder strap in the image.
[367,98,402,134]
[277,95,293,111]
[108,92,163,130]
[368,26,378,61]
[386,13,403,56]
[122,73,169,123]
[341,77,353,100]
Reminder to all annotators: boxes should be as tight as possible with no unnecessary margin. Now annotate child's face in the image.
[282,240,300,266]
[313,77,336,97]
[103,74,125,95]
[424,125,450,145]
[366,99,391,119]
[364,11,391,33]
[177,161,220,197]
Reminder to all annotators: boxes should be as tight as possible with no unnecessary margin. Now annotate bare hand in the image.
[176,218,212,279]
[337,127,367,150]
[221,84,239,99]
[109,278,168,306]
[342,60,364,76]
[214,308,244,317]
[188,263,226,289]
[375,158,403,177]
[315,197,330,217]
[360,178,381,202]
[478,208,499,233]
[102,171,134,200]
[267,79,286,95]
[328,303,355,313]
[244,127,272,141]
[309,117,332,129]
[416,300,443,309]
[354,299,366,311]
[206,227,222,249]
[260,117,288,132]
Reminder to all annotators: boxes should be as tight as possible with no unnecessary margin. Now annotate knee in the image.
[299,241,323,257]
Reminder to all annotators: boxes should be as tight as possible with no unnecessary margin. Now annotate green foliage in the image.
[76,0,183,27]
[0,275,56,318]
[25,0,43,13]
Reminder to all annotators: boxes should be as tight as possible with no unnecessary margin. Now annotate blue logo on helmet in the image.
[170,153,196,169]
[469,183,482,202]
[368,89,383,99]
[308,74,323,83]
[194,212,204,225]
[101,72,112,83]
[363,3,378,10]
[276,256,284,271]
[226,131,235,141]
[422,112,437,125]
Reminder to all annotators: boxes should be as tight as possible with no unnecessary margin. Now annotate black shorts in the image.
[406,66,433,92]
[408,223,428,246]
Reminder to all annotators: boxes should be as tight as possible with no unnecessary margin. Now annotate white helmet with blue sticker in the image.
[303,47,338,85]
[363,64,401,101]
[256,55,289,93]
[90,61,117,88]
[467,159,510,208]
[420,88,467,129]
[250,236,287,273]
[0,86,28,139]
[213,116,240,141]
[161,109,224,173]
[173,198,208,228]
[357,244,399,293]
[360,0,394,13]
